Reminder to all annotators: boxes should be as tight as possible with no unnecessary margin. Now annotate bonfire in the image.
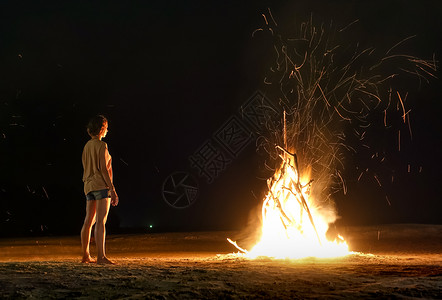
[229,113,349,259]
[228,11,436,259]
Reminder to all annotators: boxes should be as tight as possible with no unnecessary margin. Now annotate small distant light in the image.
[149,225,153,228]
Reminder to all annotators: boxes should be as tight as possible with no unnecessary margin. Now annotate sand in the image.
[0,224,441,299]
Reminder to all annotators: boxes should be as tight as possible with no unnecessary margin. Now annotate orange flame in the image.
[236,152,349,259]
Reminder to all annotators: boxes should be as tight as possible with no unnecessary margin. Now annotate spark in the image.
[373,174,382,187]
[120,158,129,166]
[42,187,49,199]
[396,91,408,123]
[267,8,278,26]
[262,14,268,25]
[407,113,413,141]
[339,19,359,32]
[337,171,347,195]
[252,28,264,37]
[334,106,351,121]
[386,35,417,55]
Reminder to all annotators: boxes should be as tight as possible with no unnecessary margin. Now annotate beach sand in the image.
[0,224,441,299]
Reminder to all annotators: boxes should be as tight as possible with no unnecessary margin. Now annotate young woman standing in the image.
[81,115,119,264]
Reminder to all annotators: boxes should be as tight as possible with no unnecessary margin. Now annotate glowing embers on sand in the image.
[229,148,349,259]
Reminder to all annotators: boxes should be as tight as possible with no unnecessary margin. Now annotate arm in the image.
[99,143,119,206]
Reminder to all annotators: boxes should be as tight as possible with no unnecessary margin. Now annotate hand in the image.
[111,190,119,206]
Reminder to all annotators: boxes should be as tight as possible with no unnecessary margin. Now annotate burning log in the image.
[227,238,248,254]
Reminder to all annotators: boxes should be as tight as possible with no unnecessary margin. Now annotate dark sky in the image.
[0,0,441,237]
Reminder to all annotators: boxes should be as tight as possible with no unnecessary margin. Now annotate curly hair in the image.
[86,115,108,137]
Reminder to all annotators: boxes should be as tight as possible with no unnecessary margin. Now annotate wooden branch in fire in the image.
[227,238,248,254]
[275,145,322,245]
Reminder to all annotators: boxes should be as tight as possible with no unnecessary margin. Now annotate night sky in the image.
[0,0,441,237]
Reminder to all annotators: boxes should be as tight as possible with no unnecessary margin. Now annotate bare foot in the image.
[81,256,96,264]
[97,256,115,265]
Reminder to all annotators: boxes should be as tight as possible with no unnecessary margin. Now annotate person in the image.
[80,115,119,264]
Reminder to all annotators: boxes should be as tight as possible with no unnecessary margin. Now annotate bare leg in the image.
[95,198,113,264]
[81,200,96,263]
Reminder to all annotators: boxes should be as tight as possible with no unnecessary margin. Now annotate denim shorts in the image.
[86,189,110,201]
